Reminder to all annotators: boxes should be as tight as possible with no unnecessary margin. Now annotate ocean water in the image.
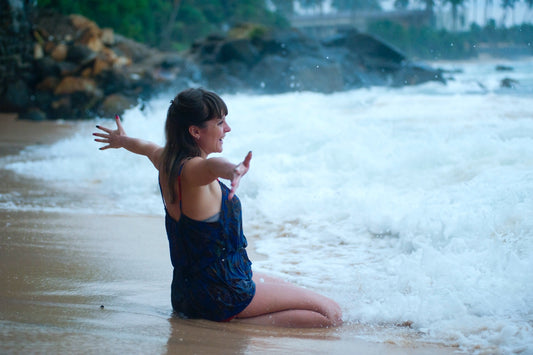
[2,58,533,353]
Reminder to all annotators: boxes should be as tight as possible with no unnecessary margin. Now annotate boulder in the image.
[188,28,445,94]
[98,93,138,117]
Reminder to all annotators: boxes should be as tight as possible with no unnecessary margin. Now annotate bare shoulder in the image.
[150,146,165,170]
[181,157,217,187]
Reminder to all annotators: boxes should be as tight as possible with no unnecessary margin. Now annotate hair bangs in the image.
[203,91,228,120]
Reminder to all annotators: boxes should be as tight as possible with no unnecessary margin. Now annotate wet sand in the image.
[0,114,458,354]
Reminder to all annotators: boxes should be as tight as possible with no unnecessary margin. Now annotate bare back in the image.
[159,159,222,222]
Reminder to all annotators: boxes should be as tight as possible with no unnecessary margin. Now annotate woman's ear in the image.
[189,126,200,140]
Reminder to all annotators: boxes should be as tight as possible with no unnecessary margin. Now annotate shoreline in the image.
[0,114,459,354]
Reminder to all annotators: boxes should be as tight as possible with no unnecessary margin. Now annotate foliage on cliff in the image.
[36,0,288,50]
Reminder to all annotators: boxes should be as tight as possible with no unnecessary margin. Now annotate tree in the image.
[443,0,466,30]
[500,0,519,24]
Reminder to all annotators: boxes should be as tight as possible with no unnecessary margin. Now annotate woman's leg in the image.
[235,272,343,328]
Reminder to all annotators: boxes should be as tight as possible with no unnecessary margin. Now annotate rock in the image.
[392,64,445,86]
[287,56,344,92]
[216,39,261,67]
[500,77,518,88]
[20,108,47,121]
[50,42,68,62]
[34,43,44,59]
[54,76,99,96]
[188,27,445,94]
[36,76,60,92]
[92,57,112,76]
[249,55,291,92]
[495,65,513,72]
[113,34,154,63]
[0,80,32,111]
[101,28,115,46]
[67,44,97,65]
[324,31,406,68]
[97,93,138,117]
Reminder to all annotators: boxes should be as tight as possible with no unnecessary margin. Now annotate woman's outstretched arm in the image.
[183,152,252,200]
[93,115,163,169]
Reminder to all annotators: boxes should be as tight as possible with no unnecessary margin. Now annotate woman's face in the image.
[196,115,231,156]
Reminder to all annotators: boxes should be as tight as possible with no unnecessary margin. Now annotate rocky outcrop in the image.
[1,7,446,120]
[186,27,446,94]
[1,9,193,119]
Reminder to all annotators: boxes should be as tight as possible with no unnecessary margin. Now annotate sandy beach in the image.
[0,114,459,354]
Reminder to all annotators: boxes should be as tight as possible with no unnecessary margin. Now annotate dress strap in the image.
[177,161,186,210]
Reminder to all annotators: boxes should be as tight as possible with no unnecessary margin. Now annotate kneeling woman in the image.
[93,88,342,328]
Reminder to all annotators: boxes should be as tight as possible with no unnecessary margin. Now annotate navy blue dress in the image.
[161,166,256,321]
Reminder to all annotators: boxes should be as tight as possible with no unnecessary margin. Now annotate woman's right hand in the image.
[93,115,127,150]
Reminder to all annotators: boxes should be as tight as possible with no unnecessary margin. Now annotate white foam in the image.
[2,60,533,352]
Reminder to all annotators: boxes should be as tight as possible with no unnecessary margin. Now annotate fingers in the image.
[95,124,112,134]
[115,115,124,132]
[243,151,252,167]
[92,132,108,139]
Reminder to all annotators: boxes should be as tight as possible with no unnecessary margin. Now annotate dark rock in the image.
[54,76,99,96]
[392,64,445,87]
[189,27,445,94]
[495,65,513,72]
[287,56,344,93]
[97,93,138,117]
[249,55,292,93]
[113,34,154,63]
[36,76,60,92]
[216,39,261,67]
[500,77,518,88]
[20,108,47,121]
[34,57,61,79]
[0,80,32,111]
[67,44,97,65]
[324,31,406,68]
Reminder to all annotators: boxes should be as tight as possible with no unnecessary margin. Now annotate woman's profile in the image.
[93,88,342,328]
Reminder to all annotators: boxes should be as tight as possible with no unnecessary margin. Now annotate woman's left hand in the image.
[229,151,252,200]
[93,115,127,150]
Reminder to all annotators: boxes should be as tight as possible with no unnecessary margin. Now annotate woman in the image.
[93,88,342,328]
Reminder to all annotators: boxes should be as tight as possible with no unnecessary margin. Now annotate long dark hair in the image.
[161,88,228,203]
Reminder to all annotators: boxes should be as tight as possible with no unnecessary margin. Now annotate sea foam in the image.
[2,60,533,353]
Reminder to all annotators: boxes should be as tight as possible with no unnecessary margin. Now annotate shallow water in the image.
[2,58,533,353]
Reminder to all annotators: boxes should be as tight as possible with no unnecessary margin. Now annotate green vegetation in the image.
[36,0,288,50]
[368,20,533,59]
